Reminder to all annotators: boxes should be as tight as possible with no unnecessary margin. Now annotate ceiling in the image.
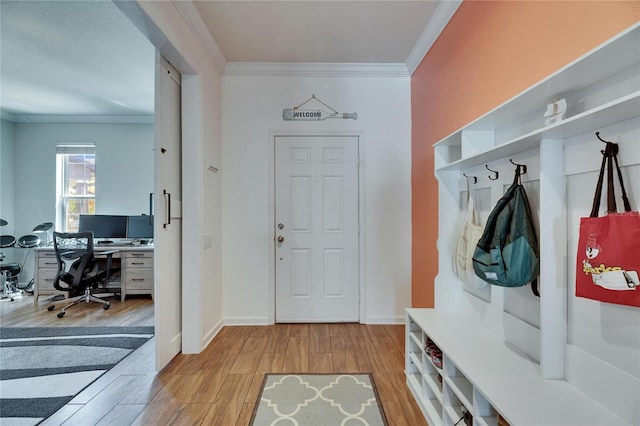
[0,1,454,121]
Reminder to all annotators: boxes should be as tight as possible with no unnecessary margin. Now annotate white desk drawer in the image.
[38,257,58,268]
[125,257,153,268]
[126,251,152,258]
[125,269,153,289]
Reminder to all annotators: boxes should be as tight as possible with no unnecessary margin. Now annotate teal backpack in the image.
[472,165,540,296]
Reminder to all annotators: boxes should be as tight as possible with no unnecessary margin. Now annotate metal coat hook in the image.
[595,131,613,144]
[596,131,619,155]
[463,173,477,184]
[486,164,499,180]
[509,159,527,174]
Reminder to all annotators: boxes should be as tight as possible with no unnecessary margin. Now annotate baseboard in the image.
[202,318,224,349]
[223,317,272,326]
[221,316,405,325]
[362,315,405,325]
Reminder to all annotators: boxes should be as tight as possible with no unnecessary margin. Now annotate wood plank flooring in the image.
[0,293,154,327]
[1,296,426,425]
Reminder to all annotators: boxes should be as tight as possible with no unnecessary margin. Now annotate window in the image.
[56,145,96,232]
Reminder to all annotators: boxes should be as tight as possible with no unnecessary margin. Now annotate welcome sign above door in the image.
[283,94,357,121]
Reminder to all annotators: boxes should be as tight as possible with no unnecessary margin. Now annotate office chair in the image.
[47,231,120,318]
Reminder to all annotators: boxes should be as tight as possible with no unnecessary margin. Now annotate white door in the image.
[275,135,359,322]
[154,56,182,370]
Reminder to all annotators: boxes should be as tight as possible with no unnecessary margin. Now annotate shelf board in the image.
[435,92,640,172]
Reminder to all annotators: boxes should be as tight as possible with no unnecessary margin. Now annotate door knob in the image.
[277,236,285,243]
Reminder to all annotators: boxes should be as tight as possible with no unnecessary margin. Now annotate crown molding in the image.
[223,62,409,77]
[406,0,462,75]
[1,113,154,124]
[0,110,18,122]
[172,1,227,74]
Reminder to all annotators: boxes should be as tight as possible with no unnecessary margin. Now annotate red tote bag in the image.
[576,141,640,307]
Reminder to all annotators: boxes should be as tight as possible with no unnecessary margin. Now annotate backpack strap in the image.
[531,278,539,297]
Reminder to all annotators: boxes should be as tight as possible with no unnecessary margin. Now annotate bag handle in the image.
[464,175,479,225]
[590,141,631,217]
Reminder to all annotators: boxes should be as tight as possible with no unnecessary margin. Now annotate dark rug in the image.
[0,326,154,425]
[250,373,388,425]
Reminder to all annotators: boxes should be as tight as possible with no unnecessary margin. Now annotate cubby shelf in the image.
[405,309,630,425]
[435,91,639,172]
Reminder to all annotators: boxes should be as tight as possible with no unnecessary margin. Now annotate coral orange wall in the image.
[411,1,639,307]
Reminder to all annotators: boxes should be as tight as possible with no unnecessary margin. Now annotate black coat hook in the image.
[463,173,477,184]
[596,132,619,155]
[509,159,527,174]
[595,131,612,144]
[486,165,499,180]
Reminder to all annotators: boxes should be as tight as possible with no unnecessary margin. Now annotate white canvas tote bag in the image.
[454,179,486,288]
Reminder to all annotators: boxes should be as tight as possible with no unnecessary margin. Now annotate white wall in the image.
[1,119,16,236]
[222,74,412,324]
[12,122,153,238]
[130,0,224,352]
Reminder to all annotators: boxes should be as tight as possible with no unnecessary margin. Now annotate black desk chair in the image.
[47,232,120,318]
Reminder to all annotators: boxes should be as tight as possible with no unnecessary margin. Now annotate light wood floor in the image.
[1,295,426,425]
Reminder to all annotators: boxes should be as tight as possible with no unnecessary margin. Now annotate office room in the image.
[1,1,640,426]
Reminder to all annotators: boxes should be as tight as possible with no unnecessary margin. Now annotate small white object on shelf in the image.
[543,97,567,126]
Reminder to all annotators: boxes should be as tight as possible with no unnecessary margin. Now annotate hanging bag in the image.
[575,141,640,307]
[472,165,540,296]
[454,177,486,288]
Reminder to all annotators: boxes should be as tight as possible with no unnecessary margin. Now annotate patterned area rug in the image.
[250,373,388,425]
[0,326,154,426]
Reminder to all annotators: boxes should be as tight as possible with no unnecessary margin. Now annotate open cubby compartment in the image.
[442,383,470,426]
[472,388,500,426]
[422,346,444,403]
[406,328,423,390]
[408,316,424,348]
[443,357,473,410]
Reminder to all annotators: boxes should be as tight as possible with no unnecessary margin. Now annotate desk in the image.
[34,244,154,302]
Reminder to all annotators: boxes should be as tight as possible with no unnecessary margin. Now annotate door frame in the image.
[116,1,204,362]
[268,130,366,324]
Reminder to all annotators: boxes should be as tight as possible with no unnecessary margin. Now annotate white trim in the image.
[172,1,227,73]
[405,0,462,75]
[268,130,366,324]
[224,62,409,77]
[180,73,205,354]
[224,317,272,326]
[202,318,224,348]
[363,315,405,325]
[1,114,154,124]
[0,111,17,122]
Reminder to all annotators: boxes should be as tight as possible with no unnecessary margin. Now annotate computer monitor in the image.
[78,215,128,239]
[127,215,154,239]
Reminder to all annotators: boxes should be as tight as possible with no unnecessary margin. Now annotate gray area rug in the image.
[250,373,388,426]
[0,326,154,425]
